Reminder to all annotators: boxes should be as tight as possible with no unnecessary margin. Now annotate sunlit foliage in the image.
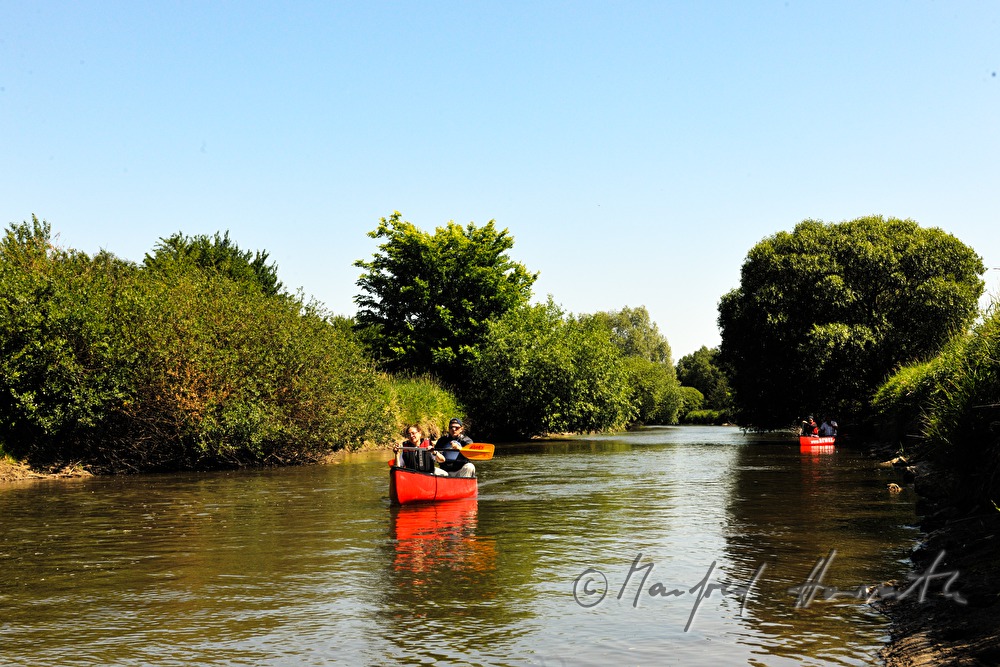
[354,212,537,387]
[676,346,732,411]
[466,300,636,438]
[144,230,283,297]
[0,219,428,472]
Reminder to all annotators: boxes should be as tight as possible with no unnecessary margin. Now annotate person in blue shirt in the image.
[433,418,476,478]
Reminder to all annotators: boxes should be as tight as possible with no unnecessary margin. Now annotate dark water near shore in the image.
[0,426,919,666]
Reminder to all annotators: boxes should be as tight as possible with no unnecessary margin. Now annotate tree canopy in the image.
[354,212,537,386]
[676,346,732,410]
[144,230,283,297]
[585,306,673,364]
[717,216,984,429]
[466,300,636,438]
[584,306,681,424]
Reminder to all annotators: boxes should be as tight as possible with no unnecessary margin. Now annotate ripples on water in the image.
[0,426,918,666]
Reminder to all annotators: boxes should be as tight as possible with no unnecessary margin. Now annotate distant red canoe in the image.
[389,465,478,505]
[799,435,836,450]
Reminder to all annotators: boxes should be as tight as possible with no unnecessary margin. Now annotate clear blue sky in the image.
[3,1,998,359]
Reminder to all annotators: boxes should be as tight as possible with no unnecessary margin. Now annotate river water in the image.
[1,426,920,666]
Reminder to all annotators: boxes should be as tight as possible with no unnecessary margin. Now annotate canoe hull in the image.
[389,465,478,505]
[799,435,836,450]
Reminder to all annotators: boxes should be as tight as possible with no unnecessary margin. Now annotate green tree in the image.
[676,346,732,410]
[587,306,673,364]
[585,306,681,424]
[466,300,635,438]
[678,386,705,414]
[354,212,537,386]
[144,230,283,297]
[718,216,984,429]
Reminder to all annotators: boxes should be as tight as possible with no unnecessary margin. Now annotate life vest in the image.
[402,439,435,472]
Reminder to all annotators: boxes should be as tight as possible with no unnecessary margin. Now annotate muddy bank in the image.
[874,450,1000,666]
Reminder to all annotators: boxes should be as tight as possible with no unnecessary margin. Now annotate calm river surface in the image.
[1,426,919,666]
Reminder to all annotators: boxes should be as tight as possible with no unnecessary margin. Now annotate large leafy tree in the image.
[587,306,673,364]
[354,212,537,386]
[717,216,984,429]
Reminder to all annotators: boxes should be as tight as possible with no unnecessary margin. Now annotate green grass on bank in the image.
[875,299,1000,509]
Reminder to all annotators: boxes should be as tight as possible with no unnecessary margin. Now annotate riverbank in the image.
[0,443,387,482]
[0,458,92,482]
[872,447,1000,666]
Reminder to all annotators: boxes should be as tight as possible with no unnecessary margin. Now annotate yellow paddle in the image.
[459,443,495,460]
[398,443,495,461]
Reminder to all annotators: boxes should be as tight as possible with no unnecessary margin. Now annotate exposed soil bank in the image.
[0,458,92,482]
[875,451,1000,666]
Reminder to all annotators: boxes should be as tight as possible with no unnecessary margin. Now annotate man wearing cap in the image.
[433,418,476,478]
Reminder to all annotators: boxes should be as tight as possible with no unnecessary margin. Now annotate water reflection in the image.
[390,499,495,576]
[722,441,918,665]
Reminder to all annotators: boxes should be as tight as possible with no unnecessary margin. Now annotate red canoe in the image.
[389,465,478,505]
[799,435,836,450]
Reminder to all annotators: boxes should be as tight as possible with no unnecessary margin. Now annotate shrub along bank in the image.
[874,299,1000,666]
[874,300,1000,512]
[0,218,453,473]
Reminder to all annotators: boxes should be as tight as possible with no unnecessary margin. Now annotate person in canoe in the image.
[818,417,838,437]
[394,425,447,475]
[800,416,818,436]
[433,418,476,478]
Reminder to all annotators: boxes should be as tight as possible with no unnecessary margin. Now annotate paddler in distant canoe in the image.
[433,418,476,478]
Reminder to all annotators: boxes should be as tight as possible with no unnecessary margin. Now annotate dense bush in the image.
[144,230,284,297]
[0,219,430,472]
[677,386,705,415]
[114,268,398,469]
[466,300,636,438]
[875,300,1000,508]
[0,219,139,465]
[681,409,731,425]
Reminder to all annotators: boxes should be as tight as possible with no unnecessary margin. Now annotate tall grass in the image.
[385,375,465,441]
[875,299,1000,508]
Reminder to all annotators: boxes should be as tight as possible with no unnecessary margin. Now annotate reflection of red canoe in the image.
[391,498,495,576]
[799,435,836,450]
[389,465,478,505]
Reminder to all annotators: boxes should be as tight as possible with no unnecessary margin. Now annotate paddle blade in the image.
[460,442,495,460]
